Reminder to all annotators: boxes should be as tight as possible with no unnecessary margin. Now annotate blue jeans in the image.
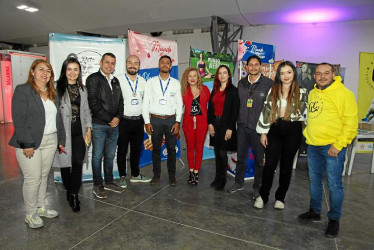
[91,123,119,186]
[307,145,346,220]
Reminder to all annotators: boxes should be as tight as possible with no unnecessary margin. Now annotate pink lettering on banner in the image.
[151,41,173,53]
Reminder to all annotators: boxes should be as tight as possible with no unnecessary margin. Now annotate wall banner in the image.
[358,52,374,122]
[49,33,126,84]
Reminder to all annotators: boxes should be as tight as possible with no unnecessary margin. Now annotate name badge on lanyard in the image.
[125,74,138,98]
[247,98,253,108]
[159,76,170,106]
[131,99,139,105]
[159,99,167,105]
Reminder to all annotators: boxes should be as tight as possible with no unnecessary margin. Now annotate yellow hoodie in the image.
[303,76,358,150]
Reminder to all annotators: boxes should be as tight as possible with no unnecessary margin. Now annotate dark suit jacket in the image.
[207,85,239,151]
[86,71,124,125]
[9,84,66,149]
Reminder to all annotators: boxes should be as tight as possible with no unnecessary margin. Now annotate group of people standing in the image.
[9,53,357,238]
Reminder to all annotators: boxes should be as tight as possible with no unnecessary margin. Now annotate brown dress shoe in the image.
[169,177,177,186]
[150,176,160,185]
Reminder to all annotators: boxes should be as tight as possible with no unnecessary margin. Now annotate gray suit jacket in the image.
[53,86,92,168]
[9,83,66,149]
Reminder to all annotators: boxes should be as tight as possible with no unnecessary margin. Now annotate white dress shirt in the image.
[142,75,183,124]
[116,73,146,116]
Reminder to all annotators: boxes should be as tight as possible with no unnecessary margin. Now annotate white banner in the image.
[49,33,126,84]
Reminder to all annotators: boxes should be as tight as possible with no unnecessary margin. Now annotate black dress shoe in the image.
[214,179,227,191]
[169,177,177,186]
[150,176,160,185]
[210,179,219,188]
[70,194,80,212]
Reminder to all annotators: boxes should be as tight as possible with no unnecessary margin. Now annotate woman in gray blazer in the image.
[53,57,92,212]
[9,59,66,229]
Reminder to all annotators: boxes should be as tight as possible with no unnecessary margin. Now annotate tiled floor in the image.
[0,123,373,250]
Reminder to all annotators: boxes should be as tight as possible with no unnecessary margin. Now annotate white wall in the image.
[242,19,374,97]
[28,19,374,97]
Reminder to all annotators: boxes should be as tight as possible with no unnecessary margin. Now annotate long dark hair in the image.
[269,61,300,123]
[56,57,84,99]
[213,65,233,94]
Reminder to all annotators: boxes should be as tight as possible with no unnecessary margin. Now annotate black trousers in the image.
[150,116,177,178]
[61,121,86,195]
[117,117,144,177]
[259,119,302,203]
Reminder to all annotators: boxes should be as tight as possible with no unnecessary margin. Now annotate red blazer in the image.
[182,85,210,130]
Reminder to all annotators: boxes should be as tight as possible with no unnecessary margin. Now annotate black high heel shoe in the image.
[191,172,199,185]
[187,171,193,184]
[70,194,80,212]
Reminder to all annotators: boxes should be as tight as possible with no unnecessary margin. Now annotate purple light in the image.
[285,8,344,23]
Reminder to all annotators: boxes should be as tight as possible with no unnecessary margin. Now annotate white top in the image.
[248,74,261,84]
[280,98,287,107]
[116,73,146,116]
[142,75,183,124]
[100,69,114,91]
[42,98,57,134]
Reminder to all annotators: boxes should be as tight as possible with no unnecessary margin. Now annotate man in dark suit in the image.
[86,53,124,198]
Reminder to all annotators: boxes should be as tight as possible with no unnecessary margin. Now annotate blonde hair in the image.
[181,67,203,95]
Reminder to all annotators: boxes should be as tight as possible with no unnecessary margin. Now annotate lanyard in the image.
[125,74,138,95]
[159,76,170,97]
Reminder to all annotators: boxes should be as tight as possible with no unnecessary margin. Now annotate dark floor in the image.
[0,123,373,250]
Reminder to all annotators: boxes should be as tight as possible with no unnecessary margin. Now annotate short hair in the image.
[101,53,116,61]
[247,55,262,65]
[317,62,335,73]
[159,55,172,64]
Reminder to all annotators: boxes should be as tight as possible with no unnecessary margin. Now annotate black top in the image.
[67,84,81,120]
[190,96,202,116]
[207,85,239,151]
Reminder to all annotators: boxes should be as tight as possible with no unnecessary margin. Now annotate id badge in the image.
[247,98,253,108]
[131,99,139,105]
[159,99,167,105]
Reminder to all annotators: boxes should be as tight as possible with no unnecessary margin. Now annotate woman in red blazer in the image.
[181,67,210,185]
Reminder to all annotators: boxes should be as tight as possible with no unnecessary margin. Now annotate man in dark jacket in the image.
[227,55,273,199]
[86,53,124,198]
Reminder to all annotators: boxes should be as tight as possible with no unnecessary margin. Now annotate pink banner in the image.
[128,30,178,70]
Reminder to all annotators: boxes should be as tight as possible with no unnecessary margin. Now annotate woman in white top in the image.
[255,61,307,210]
[9,59,66,228]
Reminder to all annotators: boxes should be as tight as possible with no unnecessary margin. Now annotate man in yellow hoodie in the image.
[297,63,358,238]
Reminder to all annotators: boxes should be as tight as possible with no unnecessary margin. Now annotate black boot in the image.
[215,178,227,191]
[210,178,219,188]
[191,172,199,185]
[70,194,80,212]
[187,171,193,184]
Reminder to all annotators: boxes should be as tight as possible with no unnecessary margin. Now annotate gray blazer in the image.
[9,83,66,149]
[53,86,92,168]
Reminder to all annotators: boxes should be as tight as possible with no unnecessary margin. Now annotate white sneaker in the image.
[274,200,285,210]
[25,213,44,229]
[254,196,264,209]
[37,206,59,218]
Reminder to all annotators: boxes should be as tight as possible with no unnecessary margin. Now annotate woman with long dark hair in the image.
[181,67,210,185]
[9,59,66,228]
[207,65,239,191]
[53,57,92,212]
[255,61,308,209]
